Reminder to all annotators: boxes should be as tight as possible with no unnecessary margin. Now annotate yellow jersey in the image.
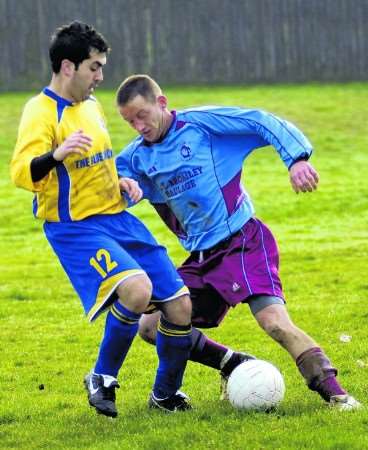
[11,88,125,221]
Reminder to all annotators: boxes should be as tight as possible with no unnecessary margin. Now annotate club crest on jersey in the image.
[180,143,193,160]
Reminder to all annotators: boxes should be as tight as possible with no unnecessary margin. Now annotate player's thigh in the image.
[110,210,189,304]
[130,240,189,305]
[44,220,144,321]
[189,287,230,328]
[178,261,230,328]
[205,219,284,302]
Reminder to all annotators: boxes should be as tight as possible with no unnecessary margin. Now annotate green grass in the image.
[1,84,368,449]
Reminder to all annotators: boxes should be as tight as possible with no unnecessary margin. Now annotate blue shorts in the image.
[44,210,188,321]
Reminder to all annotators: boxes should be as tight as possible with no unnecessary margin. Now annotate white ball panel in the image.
[227,360,285,410]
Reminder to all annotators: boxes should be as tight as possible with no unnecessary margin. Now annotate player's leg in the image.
[252,299,361,409]
[188,287,256,376]
[122,211,193,411]
[44,214,153,417]
[240,218,361,409]
[139,286,255,378]
[138,233,258,379]
[85,274,151,417]
[147,294,193,411]
[249,296,314,359]
[94,274,152,375]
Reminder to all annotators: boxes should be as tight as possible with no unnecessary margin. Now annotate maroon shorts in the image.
[177,218,284,328]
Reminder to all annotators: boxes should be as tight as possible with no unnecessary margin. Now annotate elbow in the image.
[10,160,32,190]
[10,163,22,187]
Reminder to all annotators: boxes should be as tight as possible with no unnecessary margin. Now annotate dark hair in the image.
[49,21,109,73]
[116,74,161,106]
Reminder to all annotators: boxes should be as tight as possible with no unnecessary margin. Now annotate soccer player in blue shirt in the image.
[11,23,194,417]
[115,74,361,410]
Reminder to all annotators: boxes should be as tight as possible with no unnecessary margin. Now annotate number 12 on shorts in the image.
[90,248,118,278]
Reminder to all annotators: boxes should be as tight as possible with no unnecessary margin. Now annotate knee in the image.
[264,321,287,342]
[255,305,295,344]
[177,295,192,322]
[260,317,293,344]
[178,295,192,320]
[116,274,153,313]
[162,294,192,325]
[138,313,159,345]
[138,321,156,344]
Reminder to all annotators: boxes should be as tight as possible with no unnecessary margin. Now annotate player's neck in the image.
[48,76,75,103]
[157,110,173,141]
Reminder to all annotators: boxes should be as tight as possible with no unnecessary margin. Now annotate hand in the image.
[53,129,92,161]
[289,160,319,193]
[119,177,143,203]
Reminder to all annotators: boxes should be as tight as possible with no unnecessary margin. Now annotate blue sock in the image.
[153,317,192,399]
[94,301,141,378]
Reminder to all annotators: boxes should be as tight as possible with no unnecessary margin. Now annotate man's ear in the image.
[157,95,168,110]
[60,59,76,77]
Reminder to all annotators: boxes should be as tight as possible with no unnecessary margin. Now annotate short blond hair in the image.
[116,74,162,106]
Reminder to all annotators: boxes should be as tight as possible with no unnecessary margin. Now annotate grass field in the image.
[1,84,368,449]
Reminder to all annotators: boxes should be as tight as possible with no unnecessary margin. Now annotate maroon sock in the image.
[296,347,345,401]
[317,376,346,401]
[190,328,228,370]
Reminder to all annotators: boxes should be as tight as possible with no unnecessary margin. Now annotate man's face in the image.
[119,94,167,143]
[70,50,106,102]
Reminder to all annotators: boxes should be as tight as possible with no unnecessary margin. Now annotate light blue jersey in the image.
[116,107,312,251]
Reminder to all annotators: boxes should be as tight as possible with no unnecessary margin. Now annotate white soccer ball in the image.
[227,359,285,411]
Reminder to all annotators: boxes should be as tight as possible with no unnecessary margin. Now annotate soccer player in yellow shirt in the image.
[11,21,194,417]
